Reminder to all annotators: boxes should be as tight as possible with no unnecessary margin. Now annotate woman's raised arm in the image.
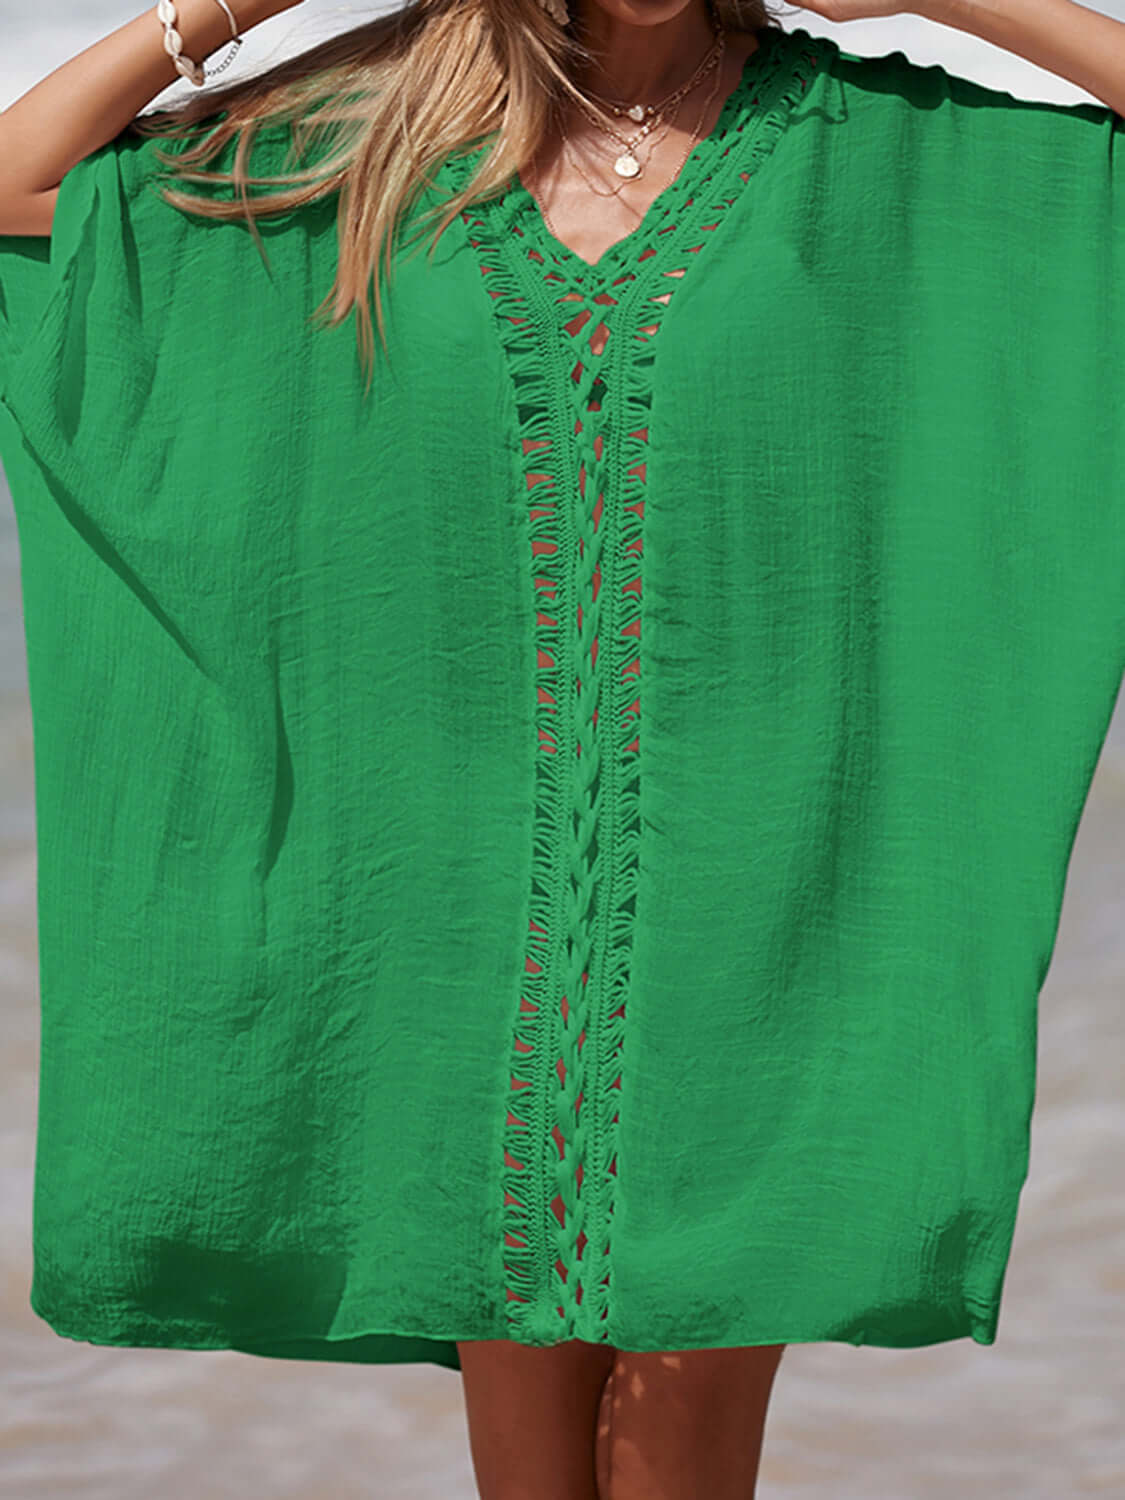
[0,0,301,235]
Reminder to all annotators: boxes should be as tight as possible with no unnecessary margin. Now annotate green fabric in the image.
[1,22,1123,1371]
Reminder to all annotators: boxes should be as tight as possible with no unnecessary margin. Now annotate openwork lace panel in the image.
[454,33,821,1348]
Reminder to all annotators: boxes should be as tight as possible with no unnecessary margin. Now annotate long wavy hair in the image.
[129,0,782,387]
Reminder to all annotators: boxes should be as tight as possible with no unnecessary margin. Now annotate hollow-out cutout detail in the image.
[447,35,821,1349]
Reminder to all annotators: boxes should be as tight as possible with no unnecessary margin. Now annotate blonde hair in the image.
[130,0,781,389]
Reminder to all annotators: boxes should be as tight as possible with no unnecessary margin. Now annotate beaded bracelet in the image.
[157,0,244,89]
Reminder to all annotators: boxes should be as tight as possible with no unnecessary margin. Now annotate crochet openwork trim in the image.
[452,26,823,1347]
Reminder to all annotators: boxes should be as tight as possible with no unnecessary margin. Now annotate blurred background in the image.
[1,2,1123,1495]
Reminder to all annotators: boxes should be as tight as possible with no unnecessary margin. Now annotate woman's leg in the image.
[600,1343,786,1500]
[457,1337,617,1500]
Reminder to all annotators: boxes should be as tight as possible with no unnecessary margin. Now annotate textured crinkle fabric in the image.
[1,24,1123,1373]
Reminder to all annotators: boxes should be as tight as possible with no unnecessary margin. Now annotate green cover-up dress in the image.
[0,23,1122,1374]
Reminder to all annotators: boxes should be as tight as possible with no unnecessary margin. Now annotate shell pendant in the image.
[614,153,641,179]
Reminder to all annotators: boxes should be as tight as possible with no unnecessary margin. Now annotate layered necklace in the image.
[531,20,728,239]
[573,20,726,183]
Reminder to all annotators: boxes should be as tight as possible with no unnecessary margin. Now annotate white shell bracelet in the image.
[157,0,243,89]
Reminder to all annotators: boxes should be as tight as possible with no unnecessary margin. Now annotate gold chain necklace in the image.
[539,45,725,245]
[560,99,682,204]
[571,25,725,181]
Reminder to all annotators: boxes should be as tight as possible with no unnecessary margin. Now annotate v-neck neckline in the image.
[498,24,804,277]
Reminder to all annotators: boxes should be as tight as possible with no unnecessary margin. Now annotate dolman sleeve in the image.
[824,38,1125,224]
[0,115,325,504]
[0,227,52,403]
[818,39,1125,652]
[0,127,178,474]
[0,138,105,493]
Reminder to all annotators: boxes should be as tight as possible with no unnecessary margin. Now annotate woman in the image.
[1,0,1123,1496]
